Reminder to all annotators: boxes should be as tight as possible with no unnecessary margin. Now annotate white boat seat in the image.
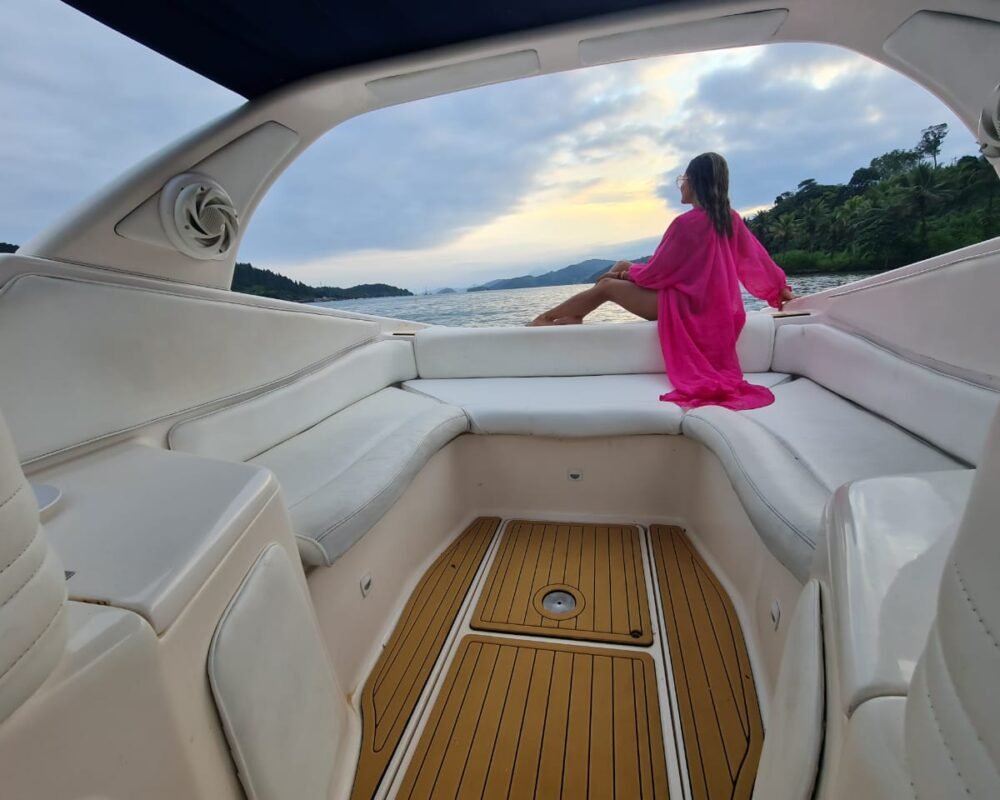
[411,313,776,378]
[252,388,467,566]
[826,471,973,716]
[403,372,789,436]
[169,340,468,566]
[0,407,68,723]
[683,379,965,580]
[404,312,780,436]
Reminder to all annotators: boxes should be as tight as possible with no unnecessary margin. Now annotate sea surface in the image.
[315,272,872,326]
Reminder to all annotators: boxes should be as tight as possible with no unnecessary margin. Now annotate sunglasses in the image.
[675,174,688,188]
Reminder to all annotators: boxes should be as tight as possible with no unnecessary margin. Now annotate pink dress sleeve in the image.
[733,216,789,308]
[626,216,698,290]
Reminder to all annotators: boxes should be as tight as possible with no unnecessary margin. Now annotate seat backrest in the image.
[906,408,1000,796]
[413,312,775,379]
[773,323,999,465]
[169,339,417,462]
[0,407,68,723]
[0,273,379,465]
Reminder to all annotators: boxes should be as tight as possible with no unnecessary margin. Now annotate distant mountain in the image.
[468,258,615,292]
[469,256,655,292]
[0,243,17,254]
[435,287,457,294]
[584,255,652,282]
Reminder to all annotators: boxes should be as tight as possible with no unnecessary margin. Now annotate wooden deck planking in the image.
[649,525,764,800]
[472,520,653,645]
[397,636,670,799]
[351,517,499,800]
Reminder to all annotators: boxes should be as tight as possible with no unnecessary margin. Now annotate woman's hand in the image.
[597,261,632,283]
[777,286,795,310]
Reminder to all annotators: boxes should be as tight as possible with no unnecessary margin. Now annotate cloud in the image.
[0,0,241,245]
[238,68,650,262]
[654,43,976,209]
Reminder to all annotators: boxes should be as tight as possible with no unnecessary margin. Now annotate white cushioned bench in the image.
[683,324,999,580]
[169,340,468,566]
[404,314,782,436]
[405,315,999,583]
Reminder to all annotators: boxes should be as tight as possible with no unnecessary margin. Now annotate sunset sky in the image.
[2,0,976,290]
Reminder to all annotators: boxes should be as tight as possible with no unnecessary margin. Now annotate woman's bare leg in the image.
[529,279,657,325]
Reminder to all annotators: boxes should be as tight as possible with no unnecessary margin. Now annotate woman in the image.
[529,152,793,410]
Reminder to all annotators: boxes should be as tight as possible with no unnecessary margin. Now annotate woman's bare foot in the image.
[553,315,584,325]
[527,313,556,326]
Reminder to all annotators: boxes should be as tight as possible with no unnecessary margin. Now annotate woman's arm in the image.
[734,216,792,308]
[626,218,691,290]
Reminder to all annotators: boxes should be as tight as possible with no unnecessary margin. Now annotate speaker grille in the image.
[159,174,240,260]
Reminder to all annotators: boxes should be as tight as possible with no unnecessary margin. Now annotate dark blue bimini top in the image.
[62,0,669,99]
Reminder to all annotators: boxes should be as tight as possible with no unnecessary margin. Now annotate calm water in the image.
[316,272,872,326]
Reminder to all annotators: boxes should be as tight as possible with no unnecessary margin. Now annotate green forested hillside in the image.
[745,125,998,273]
[231,261,411,302]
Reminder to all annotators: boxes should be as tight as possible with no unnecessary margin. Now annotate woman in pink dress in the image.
[529,152,793,410]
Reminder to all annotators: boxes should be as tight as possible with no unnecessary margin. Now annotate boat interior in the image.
[2,0,1000,798]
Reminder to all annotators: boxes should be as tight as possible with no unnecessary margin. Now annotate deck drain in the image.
[532,584,585,621]
[543,590,576,614]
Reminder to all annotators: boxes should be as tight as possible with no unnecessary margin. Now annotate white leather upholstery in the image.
[741,379,961,490]
[827,471,972,716]
[906,410,1000,798]
[836,698,913,799]
[753,580,824,800]
[684,379,962,580]
[0,275,378,464]
[209,544,349,800]
[412,312,775,379]
[41,444,279,635]
[169,340,417,462]
[683,403,828,580]
[0,409,67,723]
[252,388,468,566]
[773,323,999,465]
[403,372,788,436]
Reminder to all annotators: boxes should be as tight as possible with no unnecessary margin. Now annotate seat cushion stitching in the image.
[313,416,464,546]
[952,561,1000,652]
[278,405,463,508]
[923,678,972,795]
[0,550,46,611]
[683,415,817,548]
[0,601,62,681]
[0,524,37,577]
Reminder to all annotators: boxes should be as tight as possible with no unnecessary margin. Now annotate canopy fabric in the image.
[61,0,670,99]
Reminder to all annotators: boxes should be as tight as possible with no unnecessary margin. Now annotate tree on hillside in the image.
[870,148,922,179]
[957,155,998,236]
[899,164,951,250]
[848,167,880,194]
[769,215,801,251]
[917,123,949,168]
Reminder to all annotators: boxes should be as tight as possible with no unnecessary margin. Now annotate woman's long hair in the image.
[686,152,733,237]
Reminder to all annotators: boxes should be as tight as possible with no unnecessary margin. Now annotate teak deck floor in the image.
[352,518,763,800]
[397,636,669,800]
[352,517,499,800]
[472,520,653,645]
[650,525,764,800]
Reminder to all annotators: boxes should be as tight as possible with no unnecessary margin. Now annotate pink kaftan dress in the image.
[626,208,789,410]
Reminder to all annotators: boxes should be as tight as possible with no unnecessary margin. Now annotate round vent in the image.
[979,83,1000,159]
[159,173,239,260]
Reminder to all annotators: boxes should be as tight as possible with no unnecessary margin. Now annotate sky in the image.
[1,0,978,291]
